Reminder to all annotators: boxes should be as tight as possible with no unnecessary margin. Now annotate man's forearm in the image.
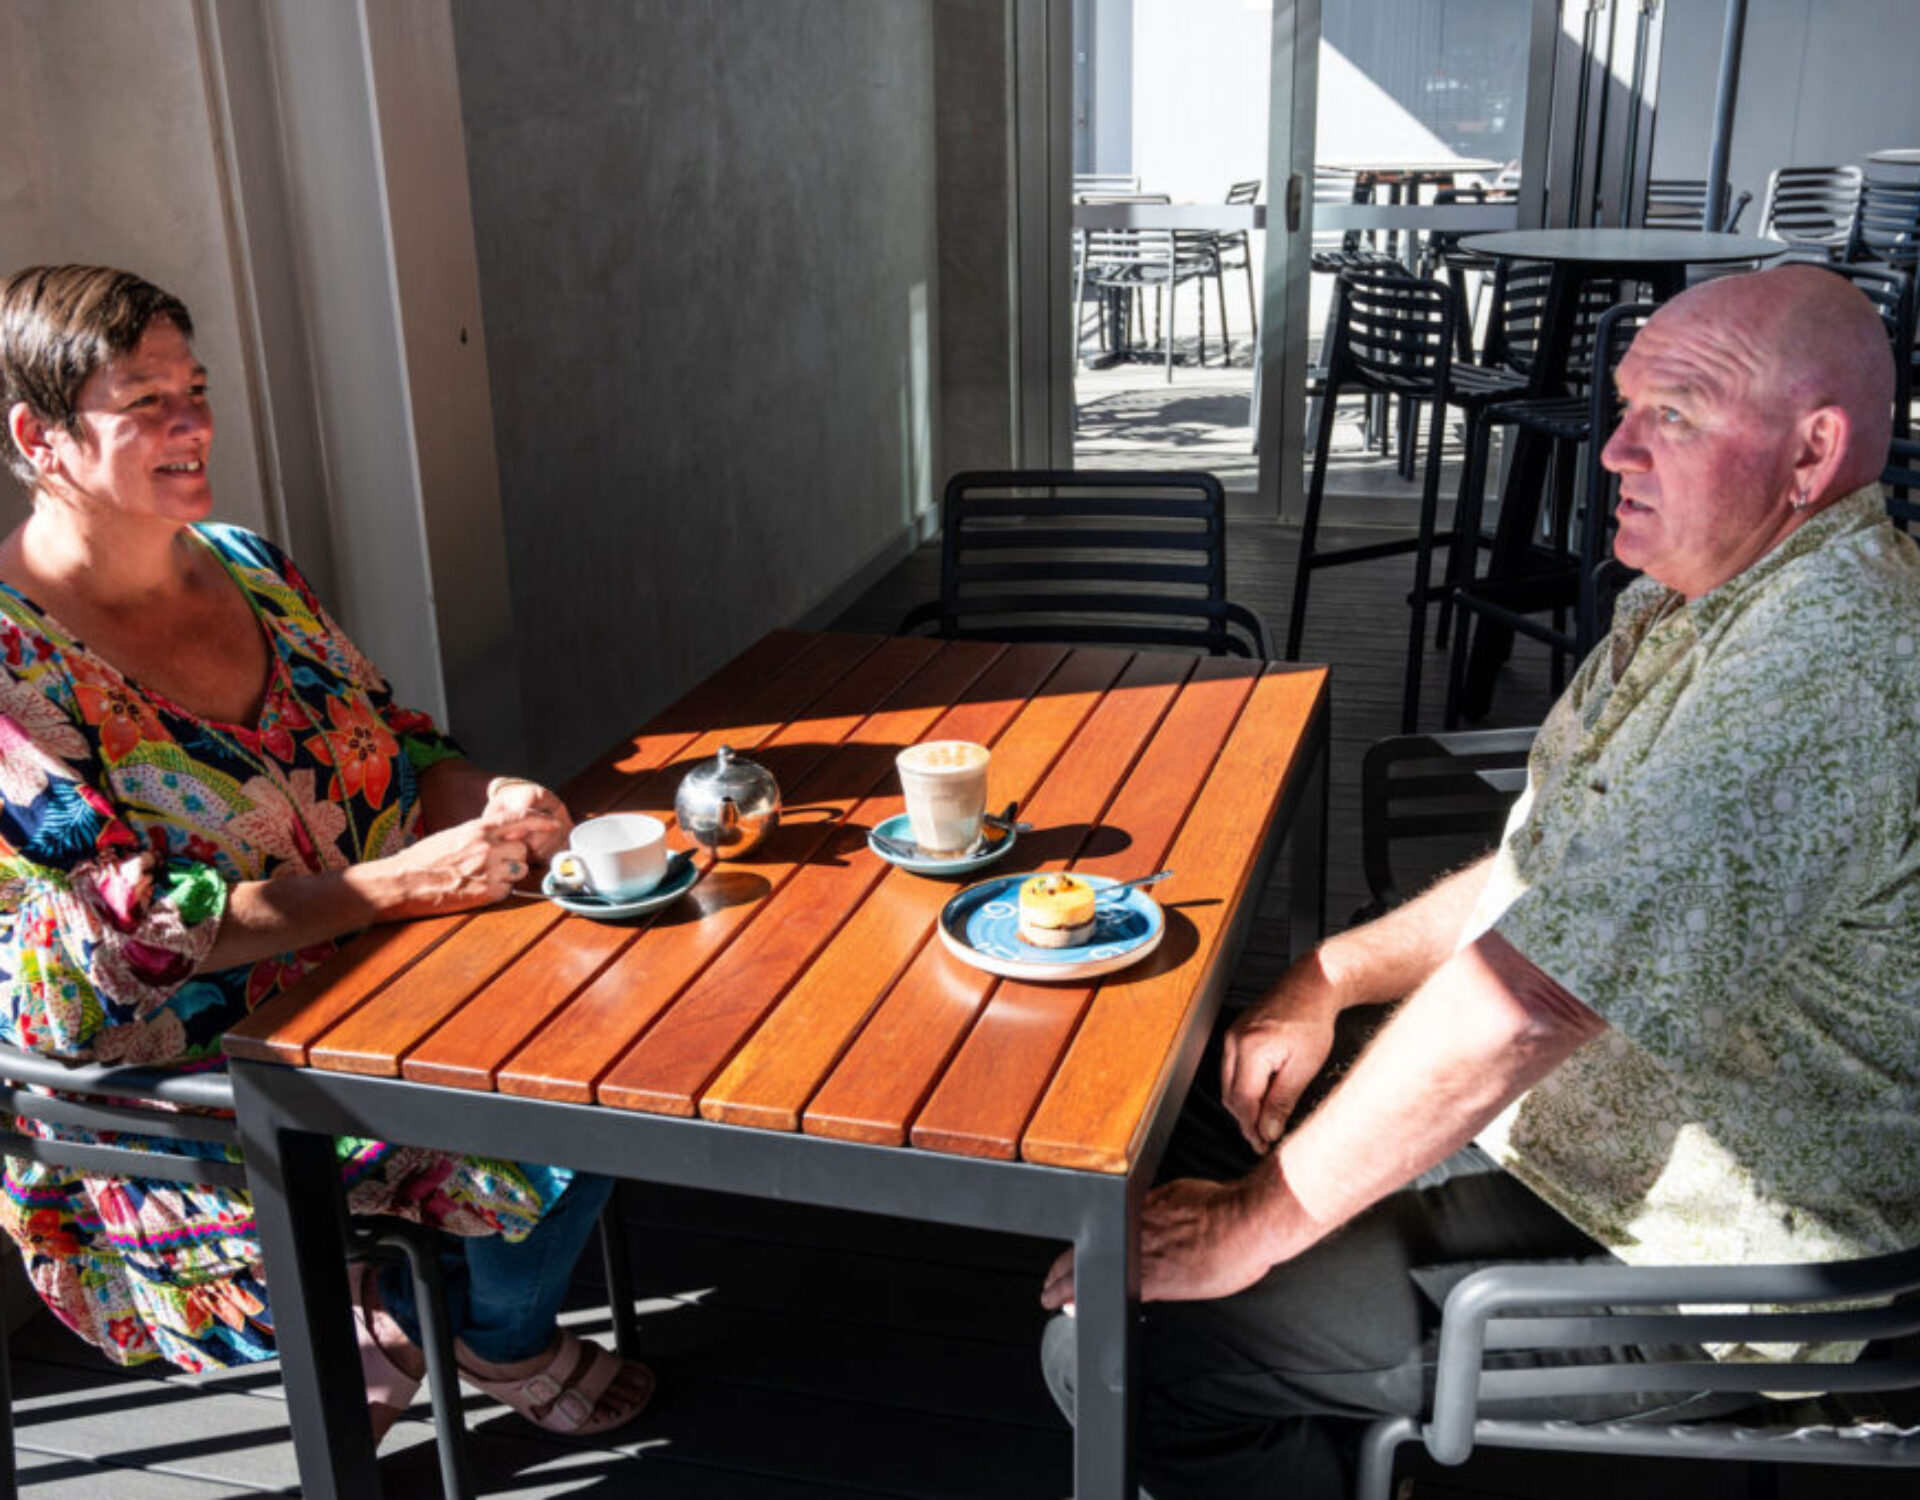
[1267,931,1604,1260]
[1309,854,1498,1012]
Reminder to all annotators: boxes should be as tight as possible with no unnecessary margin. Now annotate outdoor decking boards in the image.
[6,522,1907,1499]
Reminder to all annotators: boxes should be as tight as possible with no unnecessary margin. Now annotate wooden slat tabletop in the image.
[227,631,1328,1176]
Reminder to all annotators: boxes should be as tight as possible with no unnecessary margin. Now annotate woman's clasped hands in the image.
[363,773,573,919]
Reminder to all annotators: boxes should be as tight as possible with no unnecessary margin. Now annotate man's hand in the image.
[1221,967,1340,1152]
[1040,1165,1290,1311]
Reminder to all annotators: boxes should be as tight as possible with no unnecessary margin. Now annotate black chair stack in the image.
[1883,434,1920,532]
[1444,302,1656,725]
[1289,269,1528,732]
[1845,175,1920,418]
[898,469,1268,657]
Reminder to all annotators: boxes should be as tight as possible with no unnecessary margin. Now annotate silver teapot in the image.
[673,745,781,858]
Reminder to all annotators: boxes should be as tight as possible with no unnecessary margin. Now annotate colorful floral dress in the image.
[0,523,574,1372]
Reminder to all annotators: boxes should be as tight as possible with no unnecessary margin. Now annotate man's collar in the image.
[1611,484,1887,638]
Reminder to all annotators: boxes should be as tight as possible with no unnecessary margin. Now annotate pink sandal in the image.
[349,1262,424,1440]
[457,1328,655,1438]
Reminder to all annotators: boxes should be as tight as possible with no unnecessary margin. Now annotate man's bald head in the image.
[1658,264,1894,495]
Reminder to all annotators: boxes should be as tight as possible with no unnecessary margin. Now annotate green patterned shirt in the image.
[1470,485,1920,1278]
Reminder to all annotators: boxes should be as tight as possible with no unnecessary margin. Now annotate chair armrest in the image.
[1424,1248,1920,1464]
[1222,600,1271,659]
[0,1040,233,1112]
[896,599,947,638]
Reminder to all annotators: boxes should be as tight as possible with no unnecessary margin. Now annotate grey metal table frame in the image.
[228,700,1328,1500]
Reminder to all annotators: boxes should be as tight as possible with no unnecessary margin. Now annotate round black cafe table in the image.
[1460,227,1790,290]
[1449,228,1789,718]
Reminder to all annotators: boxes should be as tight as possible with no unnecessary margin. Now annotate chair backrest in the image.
[1082,227,1175,277]
[1481,259,1553,372]
[1223,179,1261,206]
[1642,178,1709,230]
[1312,166,1371,254]
[1848,175,1920,268]
[1761,164,1864,252]
[1883,435,1920,530]
[1073,172,1139,197]
[1327,269,1456,397]
[897,470,1268,658]
[0,1042,242,1188]
[1357,728,1536,919]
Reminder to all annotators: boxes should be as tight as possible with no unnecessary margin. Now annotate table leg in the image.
[1072,1175,1139,1500]
[232,1066,382,1500]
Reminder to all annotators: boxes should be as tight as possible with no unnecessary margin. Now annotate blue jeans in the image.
[375,1170,615,1365]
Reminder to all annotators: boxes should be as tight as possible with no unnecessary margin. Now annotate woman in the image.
[0,265,651,1438]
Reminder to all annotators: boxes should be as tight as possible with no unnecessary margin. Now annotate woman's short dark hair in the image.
[0,265,195,486]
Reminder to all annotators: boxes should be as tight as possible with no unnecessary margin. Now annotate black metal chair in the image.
[1355,1246,1920,1499]
[1290,269,1530,733]
[1760,164,1863,260]
[898,470,1268,657]
[1353,726,1535,924]
[1443,302,1655,726]
[1310,167,1398,276]
[1883,435,1920,532]
[0,1042,639,1500]
[1421,183,1518,362]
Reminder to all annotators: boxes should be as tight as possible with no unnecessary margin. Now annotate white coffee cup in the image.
[549,813,669,901]
[895,740,991,857]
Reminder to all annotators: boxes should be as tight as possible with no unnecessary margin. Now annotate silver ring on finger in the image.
[506,860,524,878]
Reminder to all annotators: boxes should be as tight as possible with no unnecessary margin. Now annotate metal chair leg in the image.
[597,1189,641,1361]
[1354,1415,1419,1500]
[0,1259,16,1500]
[354,1224,475,1500]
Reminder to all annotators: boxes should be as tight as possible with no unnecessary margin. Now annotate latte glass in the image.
[895,740,991,857]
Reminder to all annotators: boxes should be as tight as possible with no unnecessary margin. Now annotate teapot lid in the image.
[684,744,777,798]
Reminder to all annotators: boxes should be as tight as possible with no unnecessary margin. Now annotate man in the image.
[1039,264,1920,1498]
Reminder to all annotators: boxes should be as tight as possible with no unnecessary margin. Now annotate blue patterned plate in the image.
[937,872,1164,982]
[868,813,1018,877]
[543,849,699,920]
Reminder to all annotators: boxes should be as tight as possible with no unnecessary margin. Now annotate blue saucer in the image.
[543,850,698,920]
[938,872,1164,982]
[868,813,1018,877]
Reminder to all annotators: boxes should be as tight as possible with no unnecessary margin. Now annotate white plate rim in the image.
[936,872,1165,982]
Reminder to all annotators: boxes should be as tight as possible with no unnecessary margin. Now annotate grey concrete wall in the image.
[1650,0,1920,217]
[0,1,269,536]
[935,1,1017,477]
[451,1,942,784]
